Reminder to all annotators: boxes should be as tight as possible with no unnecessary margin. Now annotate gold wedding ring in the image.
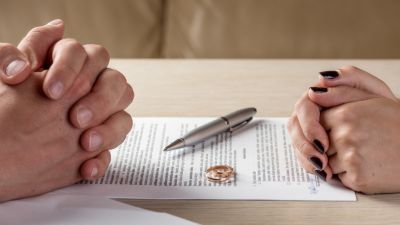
[205,165,235,183]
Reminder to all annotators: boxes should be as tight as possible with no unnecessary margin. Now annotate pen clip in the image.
[229,117,253,132]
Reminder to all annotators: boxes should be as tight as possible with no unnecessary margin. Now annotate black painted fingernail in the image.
[313,139,325,154]
[331,174,339,180]
[309,156,323,170]
[319,70,339,79]
[310,87,328,93]
[315,170,327,181]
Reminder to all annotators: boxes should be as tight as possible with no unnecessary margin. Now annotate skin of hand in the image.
[0,20,134,180]
[0,66,121,202]
[320,97,400,194]
[287,66,397,182]
[0,24,133,200]
[0,19,85,99]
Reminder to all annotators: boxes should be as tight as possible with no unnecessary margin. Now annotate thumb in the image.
[0,43,31,85]
[308,85,379,108]
[318,66,397,101]
[10,19,65,84]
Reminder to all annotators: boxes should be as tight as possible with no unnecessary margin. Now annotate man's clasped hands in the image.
[1,20,400,202]
[0,20,133,202]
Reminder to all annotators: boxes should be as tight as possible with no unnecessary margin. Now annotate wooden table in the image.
[110,59,400,225]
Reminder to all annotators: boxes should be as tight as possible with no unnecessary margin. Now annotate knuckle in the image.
[295,140,311,156]
[0,43,20,57]
[107,112,132,147]
[56,63,79,77]
[294,98,305,112]
[102,69,127,87]
[126,84,135,103]
[70,75,92,97]
[343,149,362,167]
[347,173,368,192]
[332,106,357,124]
[118,136,128,149]
[347,129,365,145]
[78,77,92,95]
[338,65,360,74]
[113,111,133,135]
[338,86,352,97]
[333,126,357,147]
[293,93,310,114]
[113,70,127,84]
[64,38,85,53]
[102,152,112,166]
[287,115,296,130]
[302,122,318,140]
[95,92,113,110]
[125,112,133,131]
[84,44,110,67]
[63,38,78,45]
[87,44,110,62]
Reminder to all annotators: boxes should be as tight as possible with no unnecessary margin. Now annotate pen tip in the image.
[163,138,185,151]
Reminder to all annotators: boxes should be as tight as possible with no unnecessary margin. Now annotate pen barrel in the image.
[223,107,257,128]
[183,118,229,146]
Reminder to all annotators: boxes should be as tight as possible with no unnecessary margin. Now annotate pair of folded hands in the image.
[288,66,400,194]
[0,20,133,202]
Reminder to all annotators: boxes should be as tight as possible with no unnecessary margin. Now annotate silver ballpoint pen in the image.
[163,107,257,151]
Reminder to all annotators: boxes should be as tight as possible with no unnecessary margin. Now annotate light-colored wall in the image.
[164,0,400,58]
[1,0,400,58]
[0,0,163,58]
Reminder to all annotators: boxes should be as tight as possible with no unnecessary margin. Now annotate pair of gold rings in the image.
[205,165,235,183]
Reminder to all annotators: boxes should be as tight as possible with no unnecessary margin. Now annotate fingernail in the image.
[315,170,327,181]
[309,156,323,170]
[49,81,64,99]
[313,139,325,154]
[319,70,339,79]
[47,19,63,26]
[77,107,93,127]
[310,87,328,93]
[5,59,28,77]
[89,132,102,151]
[331,174,339,180]
[91,167,98,178]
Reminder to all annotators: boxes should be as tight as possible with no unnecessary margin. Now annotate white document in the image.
[0,194,198,225]
[59,117,356,201]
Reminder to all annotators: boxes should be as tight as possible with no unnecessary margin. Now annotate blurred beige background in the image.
[1,0,400,58]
